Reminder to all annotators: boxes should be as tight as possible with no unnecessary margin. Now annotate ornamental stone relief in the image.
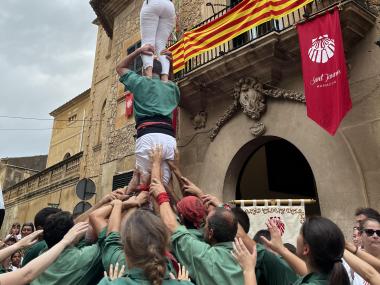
[210,77,305,141]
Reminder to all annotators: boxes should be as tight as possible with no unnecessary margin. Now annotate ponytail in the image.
[329,261,350,285]
[302,217,349,285]
[122,210,169,285]
[143,245,166,285]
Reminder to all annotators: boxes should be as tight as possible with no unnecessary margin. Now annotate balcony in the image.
[174,0,377,112]
[3,152,83,207]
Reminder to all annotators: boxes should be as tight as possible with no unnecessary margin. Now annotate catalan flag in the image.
[169,0,313,73]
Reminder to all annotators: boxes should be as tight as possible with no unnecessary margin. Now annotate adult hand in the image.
[160,49,173,62]
[125,191,149,208]
[232,237,257,271]
[149,178,166,199]
[167,148,180,170]
[125,168,141,194]
[110,199,123,208]
[181,177,204,197]
[98,192,118,206]
[61,222,89,247]
[260,219,285,254]
[139,44,155,55]
[345,241,357,253]
[104,263,125,281]
[149,144,163,163]
[112,189,130,201]
[169,264,190,281]
[17,230,43,249]
[201,194,222,208]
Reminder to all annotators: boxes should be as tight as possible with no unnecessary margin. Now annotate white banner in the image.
[242,204,305,246]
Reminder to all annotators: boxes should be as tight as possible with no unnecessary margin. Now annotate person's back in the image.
[22,207,61,267]
[98,209,194,285]
[121,72,179,121]
[31,211,104,285]
[171,208,244,285]
[117,47,180,189]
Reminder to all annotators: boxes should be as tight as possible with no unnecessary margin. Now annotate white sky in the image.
[0,1,97,158]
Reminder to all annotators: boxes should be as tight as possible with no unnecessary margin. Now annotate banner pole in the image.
[230,199,317,206]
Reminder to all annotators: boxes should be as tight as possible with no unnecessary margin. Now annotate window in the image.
[112,171,133,191]
[68,114,77,123]
[127,41,142,74]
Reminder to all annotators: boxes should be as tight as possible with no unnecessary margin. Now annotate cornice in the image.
[89,0,132,38]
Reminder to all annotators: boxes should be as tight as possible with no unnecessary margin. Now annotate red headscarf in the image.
[176,196,206,229]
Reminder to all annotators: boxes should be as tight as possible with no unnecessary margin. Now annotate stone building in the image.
[0,156,47,190]
[0,90,91,237]
[88,0,380,237]
[2,0,380,238]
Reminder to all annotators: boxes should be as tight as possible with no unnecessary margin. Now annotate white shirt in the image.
[343,258,370,285]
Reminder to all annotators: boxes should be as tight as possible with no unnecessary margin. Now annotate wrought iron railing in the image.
[170,0,373,80]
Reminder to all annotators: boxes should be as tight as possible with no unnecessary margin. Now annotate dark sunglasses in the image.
[363,229,380,237]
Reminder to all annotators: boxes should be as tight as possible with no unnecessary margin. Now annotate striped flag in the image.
[169,0,313,73]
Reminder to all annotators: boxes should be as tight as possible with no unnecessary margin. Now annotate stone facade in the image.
[3,0,379,240]
[47,89,90,167]
[84,0,380,239]
[0,156,47,190]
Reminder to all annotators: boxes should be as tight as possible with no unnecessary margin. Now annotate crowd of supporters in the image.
[0,146,379,285]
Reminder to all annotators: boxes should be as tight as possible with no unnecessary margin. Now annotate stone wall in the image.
[176,16,380,238]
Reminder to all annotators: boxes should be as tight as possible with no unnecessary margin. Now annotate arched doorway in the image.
[224,136,321,216]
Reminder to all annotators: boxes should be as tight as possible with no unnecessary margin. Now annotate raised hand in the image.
[149,144,163,163]
[169,264,190,281]
[160,49,173,62]
[232,237,257,271]
[181,177,204,197]
[260,218,285,254]
[104,263,125,281]
[17,230,43,249]
[125,191,149,208]
[201,194,222,208]
[61,222,89,247]
[139,44,155,55]
[149,178,166,199]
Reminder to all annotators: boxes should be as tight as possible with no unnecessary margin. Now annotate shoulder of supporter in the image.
[101,231,127,271]
[119,70,146,91]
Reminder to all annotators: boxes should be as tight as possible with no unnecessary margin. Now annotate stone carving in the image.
[192,111,207,129]
[210,77,305,141]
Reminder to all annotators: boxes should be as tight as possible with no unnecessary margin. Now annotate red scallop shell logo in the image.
[308,34,335,64]
[270,217,285,236]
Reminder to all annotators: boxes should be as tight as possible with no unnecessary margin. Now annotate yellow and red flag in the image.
[169,0,313,73]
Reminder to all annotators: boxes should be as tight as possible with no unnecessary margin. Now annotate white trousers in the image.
[135,133,176,186]
[140,0,175,75]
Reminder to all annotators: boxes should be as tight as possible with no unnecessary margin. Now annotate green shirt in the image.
[30,230,106,285]
[171,225,244,285]
[293,272,329,285]
[100,231,178,277]
[22,240,47,267]
[255,244,298,285]
[119,71,180,120]
[187,228,204,241]
[171,226,298,285]
[97,267,194,285]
